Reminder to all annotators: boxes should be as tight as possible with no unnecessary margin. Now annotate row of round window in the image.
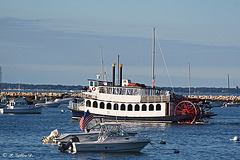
[86,100,161,111]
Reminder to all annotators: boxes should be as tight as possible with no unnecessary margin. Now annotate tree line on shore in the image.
[1,83,240,94]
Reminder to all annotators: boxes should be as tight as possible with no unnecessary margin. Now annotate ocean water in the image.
[0,105,240,160]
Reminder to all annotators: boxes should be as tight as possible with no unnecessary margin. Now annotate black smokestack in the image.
[119,64,123,86]
[112,63,116,86]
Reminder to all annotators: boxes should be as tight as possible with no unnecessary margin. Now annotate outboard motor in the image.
[42,129,59,143]
[58,136,79,152]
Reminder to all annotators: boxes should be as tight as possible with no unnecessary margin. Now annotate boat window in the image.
[90,81,93,86]
[142,104,147,111]
[113,104,118,110]
[120,104,126,111]
[107,103,111,110]
[135,104,140,111]
[127,104,133,111]
[93,101,98,108]
[86,100,91,107]
[149,104,154,111]
[94,81,98,87]
[100,102,105,109]
[156,104,161,111]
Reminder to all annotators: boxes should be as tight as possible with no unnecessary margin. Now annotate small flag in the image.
[80,110,94,131]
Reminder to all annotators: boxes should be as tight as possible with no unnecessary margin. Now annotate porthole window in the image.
[86,100,91,107]
[114,104,119,110]
[142,104,147,111]
[107,103,112,110]
[128,104,133,111]
[100,102,105,109]
[135,104,140,111]
[120,104,126,111]
[93,101,98,108]
[156,104,161,111]
[149,104,154,111]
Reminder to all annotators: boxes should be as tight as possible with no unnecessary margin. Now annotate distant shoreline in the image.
[1,82,239,95]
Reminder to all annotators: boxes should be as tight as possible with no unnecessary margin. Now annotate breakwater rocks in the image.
[184,94,240,102]
[1,91,240,102]
[0,91,82,100]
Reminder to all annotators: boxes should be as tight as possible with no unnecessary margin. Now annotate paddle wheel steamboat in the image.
[68,28,216,123]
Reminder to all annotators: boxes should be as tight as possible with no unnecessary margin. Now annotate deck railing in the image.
[140,95,170,103]
[69,101,85,110]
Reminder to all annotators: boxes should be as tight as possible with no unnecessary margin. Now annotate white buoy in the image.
[230,136,239,141]
[60,109,65,114]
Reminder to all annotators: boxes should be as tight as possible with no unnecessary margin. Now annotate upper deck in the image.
[82,79,170,103]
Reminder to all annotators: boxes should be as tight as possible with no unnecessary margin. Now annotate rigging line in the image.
[103,61,110,81]
[155,34,175,93]
[99,48,110,81]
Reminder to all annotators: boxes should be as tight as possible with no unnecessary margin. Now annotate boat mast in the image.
[188,63,191,96]
[0,66,2,94]
[228,74,230,101]
[100,47,104,80]
[152,27,155,88]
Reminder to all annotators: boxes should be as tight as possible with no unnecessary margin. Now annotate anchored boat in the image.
[35,98,60,108]
[43,116,137,144]
[68,77,215,123]
[58,122,149,153]
[0,98,42,114]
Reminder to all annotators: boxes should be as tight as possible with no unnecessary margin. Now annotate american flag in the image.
[80,110,94,131]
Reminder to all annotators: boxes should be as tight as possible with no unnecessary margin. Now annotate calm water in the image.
[0,105,240,160]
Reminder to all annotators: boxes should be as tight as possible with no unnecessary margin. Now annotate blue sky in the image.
[0,0,239,87]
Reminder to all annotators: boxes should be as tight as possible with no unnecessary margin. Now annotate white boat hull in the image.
[0,106,42,114]
[73,139,149,152]
[225,103,240,107]
[36,102,60,108]
[54,132,99,143]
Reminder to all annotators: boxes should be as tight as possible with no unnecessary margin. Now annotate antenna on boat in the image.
[152,27,156,88]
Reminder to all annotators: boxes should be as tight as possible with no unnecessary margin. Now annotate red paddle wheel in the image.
[172,100,200,123]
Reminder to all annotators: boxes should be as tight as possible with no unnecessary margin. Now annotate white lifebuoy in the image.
[92,87,96,91]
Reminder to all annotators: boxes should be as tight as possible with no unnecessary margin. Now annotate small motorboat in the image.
[54,98,72,104]
[43,117,137,144]
[35,98,60,107]
[0,98,42,114]
[58,122,149,153]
